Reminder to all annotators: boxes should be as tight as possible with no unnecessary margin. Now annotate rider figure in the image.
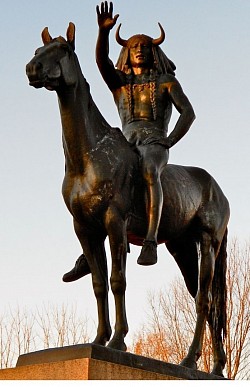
[63,1,195,281]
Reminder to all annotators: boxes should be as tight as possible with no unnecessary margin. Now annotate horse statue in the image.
[26,23,230,377]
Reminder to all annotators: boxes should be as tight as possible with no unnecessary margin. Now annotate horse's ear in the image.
[41,27,52,45]
[67,22,75,50]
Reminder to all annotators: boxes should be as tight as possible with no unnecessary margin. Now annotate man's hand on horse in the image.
[142,137,173,149]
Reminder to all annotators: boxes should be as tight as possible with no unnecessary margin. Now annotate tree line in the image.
[0,239,249,379]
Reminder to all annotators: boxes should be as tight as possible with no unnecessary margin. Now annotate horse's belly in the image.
[159,206,197,240]
[126,213,194,246]
[126,189,200,246]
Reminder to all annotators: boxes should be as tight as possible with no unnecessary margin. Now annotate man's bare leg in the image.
[137,144,167,266]
[137,175,163,265]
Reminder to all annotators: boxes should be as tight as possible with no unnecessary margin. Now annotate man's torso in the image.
[112,72,173,143]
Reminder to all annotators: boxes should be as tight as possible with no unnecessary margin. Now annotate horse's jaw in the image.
[28,75,60,91]
[28,79,44,89]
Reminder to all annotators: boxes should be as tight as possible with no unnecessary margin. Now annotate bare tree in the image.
[36,303,91,348]
[131,239,250,380]
[0,314,15,369]
[0,304,91,369]
[224,239,250,379]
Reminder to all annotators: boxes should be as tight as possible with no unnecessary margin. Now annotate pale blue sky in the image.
[1,0,250,347]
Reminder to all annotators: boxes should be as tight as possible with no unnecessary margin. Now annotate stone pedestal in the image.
[0,344,225,380]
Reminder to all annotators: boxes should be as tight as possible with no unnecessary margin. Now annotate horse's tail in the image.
[209,228,228,339]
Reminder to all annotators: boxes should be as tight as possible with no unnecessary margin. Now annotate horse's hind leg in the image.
[166,237,198,298]
[208,320,226,377]
[104,207,128,351]
[180,231,217,370]
[207,231,227,377]
[73,220,112,346]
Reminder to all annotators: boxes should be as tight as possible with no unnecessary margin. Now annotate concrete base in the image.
[0,344,225,380]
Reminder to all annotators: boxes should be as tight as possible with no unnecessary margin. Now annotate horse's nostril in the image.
[26,61,42,76]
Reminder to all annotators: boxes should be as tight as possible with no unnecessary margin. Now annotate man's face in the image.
[128,35,153,68]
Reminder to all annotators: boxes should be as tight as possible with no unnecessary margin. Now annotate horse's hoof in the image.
[211,367,224,378]
[211,371,224,378]
[180,357,197,370]
[107,337,127,352]
[92,340,106,347]
[92,333,111,347]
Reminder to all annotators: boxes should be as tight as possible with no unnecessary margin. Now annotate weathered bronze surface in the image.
[26,10,229,377]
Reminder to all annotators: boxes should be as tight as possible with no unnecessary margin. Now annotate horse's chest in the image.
[62,177,113,222]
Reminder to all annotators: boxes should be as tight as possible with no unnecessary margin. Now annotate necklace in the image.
[132,83,151,93]
[126,80,157,121]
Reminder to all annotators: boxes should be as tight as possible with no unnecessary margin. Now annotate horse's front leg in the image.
[74,220,112,346]
[180,232,216,371]
[105,207,128,351]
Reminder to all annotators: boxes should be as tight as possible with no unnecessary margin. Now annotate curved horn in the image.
[115,23,128,47]
[41,27,52,45]
[152,22,165,46]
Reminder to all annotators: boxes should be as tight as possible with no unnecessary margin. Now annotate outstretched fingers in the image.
[96,2,119,28]
[96,1,112,16]
[109,1,113,14]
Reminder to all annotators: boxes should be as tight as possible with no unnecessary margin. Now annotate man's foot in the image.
[137,240,158,266]
[62,254,91,282]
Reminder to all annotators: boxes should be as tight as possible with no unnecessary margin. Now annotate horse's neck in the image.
[57,69,110,173]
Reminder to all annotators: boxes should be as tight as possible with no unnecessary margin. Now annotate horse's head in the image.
[26,22,77,91]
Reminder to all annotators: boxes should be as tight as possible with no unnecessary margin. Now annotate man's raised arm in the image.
[96,2,120,89]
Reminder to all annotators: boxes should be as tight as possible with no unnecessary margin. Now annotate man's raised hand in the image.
[96,1,119,30]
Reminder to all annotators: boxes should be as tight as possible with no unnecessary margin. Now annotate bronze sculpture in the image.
[26,21,229,377]
[96,2,195,266]
[64,2,195,274]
